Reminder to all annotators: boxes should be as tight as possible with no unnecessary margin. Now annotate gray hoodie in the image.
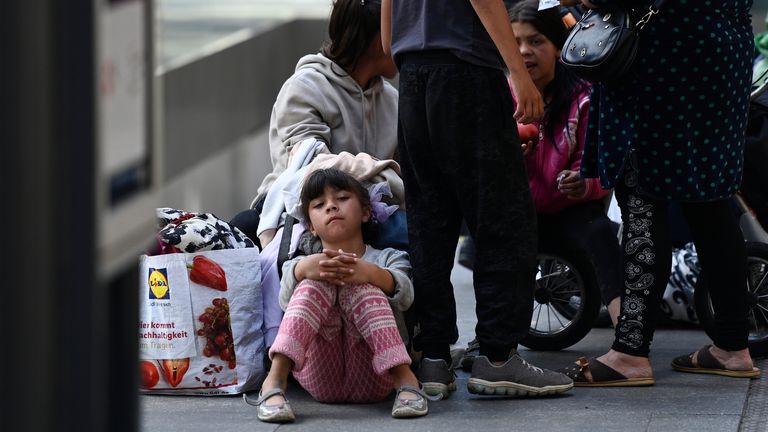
[257,53,399,196]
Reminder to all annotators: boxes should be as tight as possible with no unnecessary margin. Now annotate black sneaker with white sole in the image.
[467,350,573,397]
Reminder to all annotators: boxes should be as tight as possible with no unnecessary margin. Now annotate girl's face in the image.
[307,186,370,243]
[512,22,560,90]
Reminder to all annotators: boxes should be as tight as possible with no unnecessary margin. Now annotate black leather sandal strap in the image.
[695,345,726,370]
[587,358,629,382]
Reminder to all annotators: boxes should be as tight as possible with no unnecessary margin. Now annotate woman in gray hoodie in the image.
[233,0,399,248]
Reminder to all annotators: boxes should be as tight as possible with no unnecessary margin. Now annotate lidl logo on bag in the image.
[148,268,171,300]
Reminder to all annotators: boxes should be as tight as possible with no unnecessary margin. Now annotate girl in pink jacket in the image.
[510,0,622,321]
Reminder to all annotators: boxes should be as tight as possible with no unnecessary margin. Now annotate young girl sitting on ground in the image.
[248,168,428,422]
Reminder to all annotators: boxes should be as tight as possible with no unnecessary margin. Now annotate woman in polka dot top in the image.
[563,0,761,385]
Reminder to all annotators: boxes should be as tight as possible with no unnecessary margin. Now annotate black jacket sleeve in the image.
[588,0,653,8]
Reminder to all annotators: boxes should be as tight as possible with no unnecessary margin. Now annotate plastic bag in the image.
[138,248,265,395]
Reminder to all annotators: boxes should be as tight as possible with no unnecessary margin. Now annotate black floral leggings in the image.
[612,161,750,357]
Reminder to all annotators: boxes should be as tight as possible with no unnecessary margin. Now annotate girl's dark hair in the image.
[300,168,376,242]
[509,0,589,146]
[321,0,382,72]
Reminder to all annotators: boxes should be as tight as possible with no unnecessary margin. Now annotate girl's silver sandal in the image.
[244,388,295,423]
[391,384,434,419]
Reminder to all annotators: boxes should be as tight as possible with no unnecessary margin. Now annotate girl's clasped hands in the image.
[298,248,373,286]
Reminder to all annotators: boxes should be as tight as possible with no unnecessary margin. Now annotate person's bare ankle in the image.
[391,365,421,401]
[607,297,620,328]
[709,345,753,371]
[260,375,287,405]
[597,350,653,379]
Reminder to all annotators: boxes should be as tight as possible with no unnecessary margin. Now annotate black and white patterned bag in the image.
[156,208,256,253]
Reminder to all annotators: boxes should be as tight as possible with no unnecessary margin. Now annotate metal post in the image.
[0,0,137,430]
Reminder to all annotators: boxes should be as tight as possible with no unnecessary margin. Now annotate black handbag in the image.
[560,0,667,82]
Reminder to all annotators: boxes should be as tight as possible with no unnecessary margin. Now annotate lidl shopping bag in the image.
[138,248,265,395]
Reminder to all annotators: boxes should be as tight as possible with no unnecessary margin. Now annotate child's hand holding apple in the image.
[517,122,539,156]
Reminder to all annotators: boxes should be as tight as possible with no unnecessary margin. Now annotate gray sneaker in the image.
[467,350,574,397]
[460,338,480,371]
[415,358,457,399]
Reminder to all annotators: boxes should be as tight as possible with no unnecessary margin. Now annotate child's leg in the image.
[340,333,395,402]
[264,279,342,403]
[337,283,414,402]
[291,326,348,403]
[259,353,293,405]
[539,202,624,311]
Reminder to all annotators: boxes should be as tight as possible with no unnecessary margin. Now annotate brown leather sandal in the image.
[671,345,761,378]
[561,357,655,387]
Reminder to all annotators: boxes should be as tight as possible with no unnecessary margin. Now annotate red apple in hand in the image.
[517,123,539,143]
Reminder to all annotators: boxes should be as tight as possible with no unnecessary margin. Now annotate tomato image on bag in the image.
[140,361,160,389]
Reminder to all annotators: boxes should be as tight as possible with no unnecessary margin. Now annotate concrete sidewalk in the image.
[140,259,766,432]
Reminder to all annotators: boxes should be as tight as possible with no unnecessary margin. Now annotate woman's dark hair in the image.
[300,168,376,242]
[321,0,382,72]
[509,0,589,146]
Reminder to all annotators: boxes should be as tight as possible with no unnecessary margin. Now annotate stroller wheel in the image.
[521,250,602,351]
[695,242,768,358]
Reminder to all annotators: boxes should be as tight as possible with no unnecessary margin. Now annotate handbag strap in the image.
[276,215,296,279]
[636,0,668,31]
